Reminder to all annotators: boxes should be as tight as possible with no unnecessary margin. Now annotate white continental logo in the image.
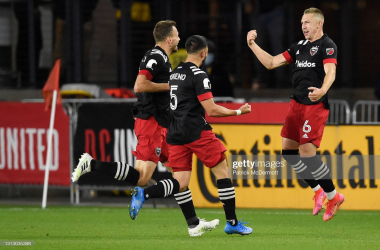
[146,59,157,70]
[203,78,211,89]
[296,60,315,68]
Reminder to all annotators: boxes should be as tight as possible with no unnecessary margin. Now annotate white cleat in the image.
[201,218,220,231]
[188,219,220,237]
[71,153,93,182]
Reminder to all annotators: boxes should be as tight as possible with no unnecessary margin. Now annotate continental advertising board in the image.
[189,125,380,210]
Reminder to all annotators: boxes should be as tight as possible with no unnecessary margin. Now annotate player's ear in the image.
[318,20,323,29]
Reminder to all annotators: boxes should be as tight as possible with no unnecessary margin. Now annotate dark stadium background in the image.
[0,0,380,204]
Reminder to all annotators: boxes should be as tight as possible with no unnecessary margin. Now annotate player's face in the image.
[301,14,320,41]
[169,26,180,53]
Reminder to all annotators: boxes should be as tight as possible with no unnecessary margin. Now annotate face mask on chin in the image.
[204,53,214,66]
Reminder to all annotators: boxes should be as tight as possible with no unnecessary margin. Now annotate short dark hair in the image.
[153,20,177,43]
[185,35,207,54]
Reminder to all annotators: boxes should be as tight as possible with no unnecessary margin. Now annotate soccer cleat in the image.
[200,218,220,231]
[323,193,345,221]
[312,190,327,215]
[71,153,93,182]
[129,187,146,220]
[224,219,253,235]
[188,219,218,237]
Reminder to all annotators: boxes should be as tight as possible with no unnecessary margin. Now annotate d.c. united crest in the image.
[155,147,161,157]
[310,46,318,56]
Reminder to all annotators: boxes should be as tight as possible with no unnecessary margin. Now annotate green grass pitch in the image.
[1,205,379,249]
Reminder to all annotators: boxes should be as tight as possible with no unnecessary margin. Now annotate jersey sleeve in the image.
[282,42,297,64]
[137,54,165,80]
[322,40,338,65]
[193,70,213,102]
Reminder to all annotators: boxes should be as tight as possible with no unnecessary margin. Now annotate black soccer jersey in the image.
[282,34,337,108]
[166,62,213,145]
[132,46,172,128]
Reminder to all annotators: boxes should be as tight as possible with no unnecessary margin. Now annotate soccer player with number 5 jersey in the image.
[130,35,253,236]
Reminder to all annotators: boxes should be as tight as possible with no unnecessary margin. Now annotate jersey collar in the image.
[309,33,327,44]
[181,61,198,68]
[154,45,169,57]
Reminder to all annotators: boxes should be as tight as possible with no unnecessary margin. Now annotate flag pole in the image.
[42,90,58,209]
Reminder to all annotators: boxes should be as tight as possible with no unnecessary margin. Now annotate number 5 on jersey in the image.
[170,85,178,110]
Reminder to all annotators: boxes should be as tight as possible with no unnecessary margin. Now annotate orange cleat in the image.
[323,193,345,221]
[313,190,327,215]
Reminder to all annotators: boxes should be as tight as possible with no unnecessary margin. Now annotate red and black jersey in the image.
[166,62,213,145]
[132,46,171,128]
[282,34,337,108]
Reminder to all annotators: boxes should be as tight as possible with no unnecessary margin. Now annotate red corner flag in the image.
[42,59,62,111]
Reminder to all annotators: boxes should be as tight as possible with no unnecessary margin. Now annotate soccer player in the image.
[72,21,218,230]
[129,35,253,236]
[247,7,344,221]
[72,20,178,186]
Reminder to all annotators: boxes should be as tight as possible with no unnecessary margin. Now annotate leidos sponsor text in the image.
[296,60,316,67]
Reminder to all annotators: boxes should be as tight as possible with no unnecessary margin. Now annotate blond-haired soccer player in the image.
[247,7,344,221]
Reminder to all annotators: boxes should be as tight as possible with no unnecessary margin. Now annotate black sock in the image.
[90,159,140,185]
[282,150,319,189]
[217,178,237,226]
[174,188,199,227]
[301,156,335,192]
[144,177,180,200]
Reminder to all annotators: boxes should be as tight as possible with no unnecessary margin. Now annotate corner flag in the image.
[42,59,62,111]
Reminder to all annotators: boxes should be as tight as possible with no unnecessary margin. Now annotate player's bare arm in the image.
[200,98,251,117]
[308,63,336,102]
[134,74,170,93]
[247,30,288,70]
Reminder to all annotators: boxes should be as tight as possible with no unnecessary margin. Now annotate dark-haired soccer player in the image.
[72,21,218,230]
[72,20,178,186]
[129,35,253,236]
[247,7,344,221]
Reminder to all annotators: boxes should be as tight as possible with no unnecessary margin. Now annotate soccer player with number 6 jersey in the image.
[247,7,345,221]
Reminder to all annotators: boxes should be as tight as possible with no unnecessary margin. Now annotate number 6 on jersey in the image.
[170,85,178,110]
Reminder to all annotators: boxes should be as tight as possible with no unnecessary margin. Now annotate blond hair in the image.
[304,7,324,23]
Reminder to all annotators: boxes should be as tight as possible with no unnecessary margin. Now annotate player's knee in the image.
[179,186,188,192]
[176,179,189,192]
[136,165,155,187]
[299,148,315,157]
[137,177,150,187]
[136,172,152,186]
